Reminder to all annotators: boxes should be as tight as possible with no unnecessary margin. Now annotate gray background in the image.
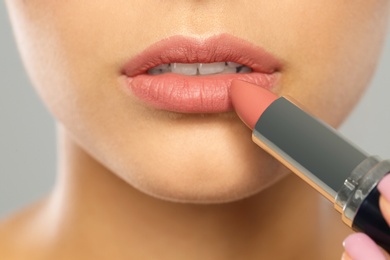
[1,2,390,218]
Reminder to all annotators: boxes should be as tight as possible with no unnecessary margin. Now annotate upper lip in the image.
[122,34,282,77]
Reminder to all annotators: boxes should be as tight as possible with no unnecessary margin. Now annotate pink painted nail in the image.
[343,233,386,260]
[378,174,390,202]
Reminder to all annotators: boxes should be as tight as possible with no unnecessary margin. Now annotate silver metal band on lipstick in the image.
[252,97,390,227]
[334,156,390,226]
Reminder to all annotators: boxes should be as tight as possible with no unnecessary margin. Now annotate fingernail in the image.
[343,233,386,260]
[378,174,390,202]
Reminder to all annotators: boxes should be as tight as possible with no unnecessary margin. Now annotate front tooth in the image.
[198,62,226,75]
[171,63,198,75]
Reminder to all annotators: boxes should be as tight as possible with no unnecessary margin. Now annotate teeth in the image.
[147,62,252,76]
[237,66,252,73]
[198,62,225,75]
[226,62,242,68]
[171,63,198,76]
[148,64,170,75]
[220,67,237,74]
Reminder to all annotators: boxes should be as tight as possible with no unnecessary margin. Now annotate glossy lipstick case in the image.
[252,96,390,251]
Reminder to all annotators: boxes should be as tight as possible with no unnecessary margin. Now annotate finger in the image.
[379,196,390,227]
[342,239,390,260]
[342,233,387,260]
[341,252,352,260]
[378,174,390,226]
[380,247,390,260]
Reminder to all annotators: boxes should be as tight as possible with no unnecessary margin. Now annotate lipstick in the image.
[231,80,390,251]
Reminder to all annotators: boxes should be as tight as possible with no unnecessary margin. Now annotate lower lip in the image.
[125,72,279,113]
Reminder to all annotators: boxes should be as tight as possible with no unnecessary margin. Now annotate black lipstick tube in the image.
[252,97,390,251]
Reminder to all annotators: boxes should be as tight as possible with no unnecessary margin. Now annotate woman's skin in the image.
[1,0,390,259]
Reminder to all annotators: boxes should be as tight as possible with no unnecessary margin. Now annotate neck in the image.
[42,126,348,259]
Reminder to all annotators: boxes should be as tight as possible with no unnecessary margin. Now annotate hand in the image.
[342,174,390,260]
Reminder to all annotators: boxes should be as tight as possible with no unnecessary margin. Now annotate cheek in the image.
[270,1,390,126]
[5,1,137,134]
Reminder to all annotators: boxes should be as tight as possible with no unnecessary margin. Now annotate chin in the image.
[132,169,288,204]
[70,110,290,204]
[120,151,289,204]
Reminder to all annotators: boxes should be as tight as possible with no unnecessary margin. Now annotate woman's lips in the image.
[122,34,282,113]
